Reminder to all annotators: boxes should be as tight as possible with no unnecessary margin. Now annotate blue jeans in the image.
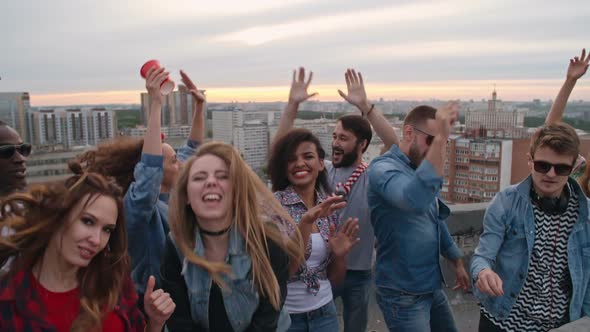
[376,287,458,332]
[288,301,339,332]
[332,269,372,332]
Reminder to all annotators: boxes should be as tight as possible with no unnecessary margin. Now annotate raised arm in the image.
[180,70,206,143]
[426,101,458,176]
[338,68,399,149]
[143,67,168,155]
[273,67,318,145]
[176,70,206,162]
[546,48,589,125]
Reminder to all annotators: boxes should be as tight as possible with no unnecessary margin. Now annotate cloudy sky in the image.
[2,0,589,106]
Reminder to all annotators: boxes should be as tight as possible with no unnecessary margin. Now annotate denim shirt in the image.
[367,145,462,294]
[471,176,590,322]
[170,226,291,332]
[126,140,199,295]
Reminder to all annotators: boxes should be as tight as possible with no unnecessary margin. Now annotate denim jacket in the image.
[471,176,590,322]
[367,145,462,294]
[169,226,291,332]
[126,140,199,295]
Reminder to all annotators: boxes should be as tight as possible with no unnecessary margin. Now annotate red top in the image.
[0,269,145,332]
[30,272,125,332]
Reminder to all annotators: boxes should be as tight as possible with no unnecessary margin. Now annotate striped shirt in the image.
[482,188,578,331]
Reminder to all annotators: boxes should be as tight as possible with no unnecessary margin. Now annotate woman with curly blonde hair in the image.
[0,165,174,331]
[161,141,304,331]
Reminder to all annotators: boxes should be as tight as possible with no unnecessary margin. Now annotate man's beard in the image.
[332,144,361,168]
[408,141,426,168]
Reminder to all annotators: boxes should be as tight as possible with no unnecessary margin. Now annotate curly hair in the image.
[268,128,331,193]
[75,137,143,193]
[0,162,130,332]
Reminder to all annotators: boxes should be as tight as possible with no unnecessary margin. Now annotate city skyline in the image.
[2,0,590,106]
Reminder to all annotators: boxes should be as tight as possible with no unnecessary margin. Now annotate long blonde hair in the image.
[169,141,303,309]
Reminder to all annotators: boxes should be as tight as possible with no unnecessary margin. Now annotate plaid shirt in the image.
[0,270,146,331]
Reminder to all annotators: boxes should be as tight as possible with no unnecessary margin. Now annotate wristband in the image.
[364,104,375,118]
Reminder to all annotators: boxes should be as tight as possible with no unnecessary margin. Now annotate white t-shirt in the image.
[285,233,333,313]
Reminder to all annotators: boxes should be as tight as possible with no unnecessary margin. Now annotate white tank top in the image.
[285,233,333,313]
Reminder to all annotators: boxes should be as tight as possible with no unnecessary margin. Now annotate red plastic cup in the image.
[140,59,175,95]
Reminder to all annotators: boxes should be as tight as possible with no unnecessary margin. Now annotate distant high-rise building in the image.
[88,108,117,143]
[28,109,63,146]
[465,89,526,138]
[140,87,205,127]
[28,108,117,148]
[0,92,31,140]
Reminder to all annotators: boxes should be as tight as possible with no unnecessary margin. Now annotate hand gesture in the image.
[436,101,459,139]
[328,217,360,258]
[451,260,470,292]
[144,276,176,328]
[300,195,346,225]
[288,67,318,104]
[567,48,590,80]
[145,67,169,105]
[475,268,504,297]
[180,70,206,105]
[337,68,371,114]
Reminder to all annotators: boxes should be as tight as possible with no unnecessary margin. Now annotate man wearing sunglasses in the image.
[0,121,31,197]
[368,102,469,331]
[471,123,590,331]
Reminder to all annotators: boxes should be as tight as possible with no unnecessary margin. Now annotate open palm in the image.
[289,67,318,104]
[338,68,369,111]
[180,70,206,104]
[328,217,360,258]
[567,48,590,80]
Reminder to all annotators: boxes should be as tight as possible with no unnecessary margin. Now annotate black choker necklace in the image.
[200,225,231,236]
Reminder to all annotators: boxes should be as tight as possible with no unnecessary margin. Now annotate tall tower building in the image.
[0,92,31,140]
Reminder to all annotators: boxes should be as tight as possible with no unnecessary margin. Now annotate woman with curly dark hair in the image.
[0,165,174,332]
[268,128,359,332]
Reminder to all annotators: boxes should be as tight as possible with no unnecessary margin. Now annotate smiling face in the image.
[48,194,118,269]
[332,121,363,168]
[287,141,325,190]
[187,154,232,227]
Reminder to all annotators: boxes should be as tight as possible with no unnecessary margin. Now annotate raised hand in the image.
[451,260,470,292]
[288,67,318,105]
[180,70,206,104]
[436,100,460,139]
[475,268,504,297]
[328,217,360,258]
[144,275,176,330]
[567,48,590,81]
[145,67,169,105]
[337,68,371,114]
[300,195,346,225]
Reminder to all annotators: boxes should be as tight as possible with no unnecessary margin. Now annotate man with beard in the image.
[0,121,30,198]
[368,103,469,332]
[276,68,398,332]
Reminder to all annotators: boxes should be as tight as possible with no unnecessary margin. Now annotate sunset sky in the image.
[2,0,589,106]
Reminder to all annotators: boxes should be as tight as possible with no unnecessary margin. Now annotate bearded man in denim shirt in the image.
[471,123,590,332]
[368,103,469,332]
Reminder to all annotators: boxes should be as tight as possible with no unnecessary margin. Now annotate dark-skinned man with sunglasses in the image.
[0,121,31,197]
[471,122,590,332]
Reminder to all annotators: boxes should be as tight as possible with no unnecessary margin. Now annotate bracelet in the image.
[364,104,375,118]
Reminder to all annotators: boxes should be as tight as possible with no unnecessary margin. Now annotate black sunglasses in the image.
[412,126,435,146]
[532,160,573,176]
[0,143,32,159]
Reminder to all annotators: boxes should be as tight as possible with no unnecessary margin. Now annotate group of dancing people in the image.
[0,48,589,332]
